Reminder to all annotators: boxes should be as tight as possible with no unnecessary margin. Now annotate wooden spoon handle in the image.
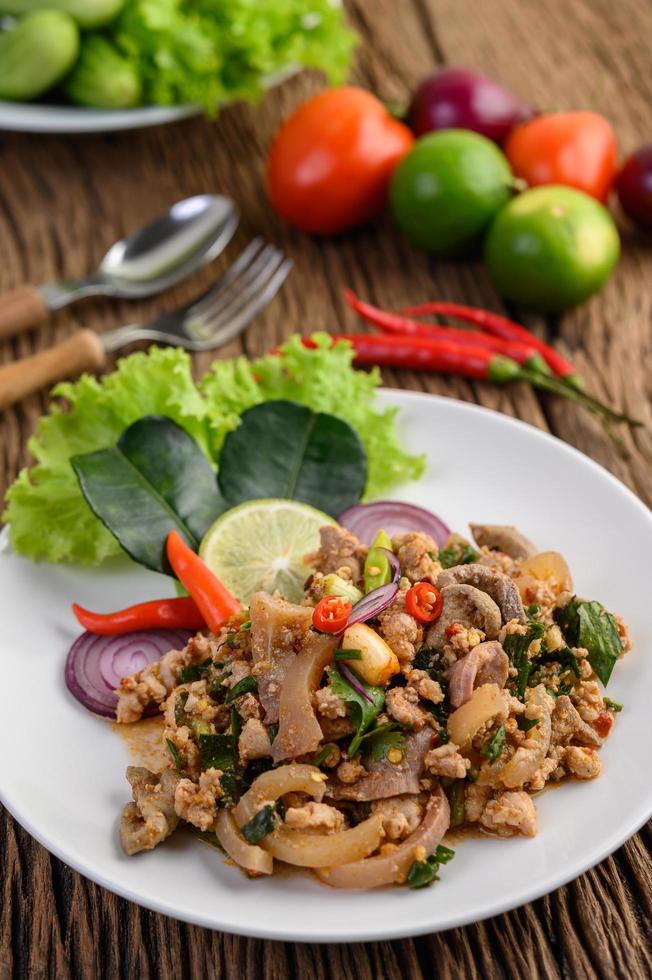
[0,285,49,340]
[0,330,106,411]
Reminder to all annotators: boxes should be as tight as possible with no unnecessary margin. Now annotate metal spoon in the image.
[0,193,239,342]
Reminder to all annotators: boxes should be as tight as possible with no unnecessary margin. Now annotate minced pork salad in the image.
[115,523,631,889]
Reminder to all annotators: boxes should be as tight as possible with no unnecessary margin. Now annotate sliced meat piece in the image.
[447,640,510,708]
[120,766,180,856]
[426,584,502,650]
[470,523,537,560]
[249,592,314,723]
[327,728,434,801]
[551,695,601,748]
[307,525,367,581]
[436,563,526,624]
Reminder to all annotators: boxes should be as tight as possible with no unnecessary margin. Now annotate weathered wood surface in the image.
[1,0,651,976]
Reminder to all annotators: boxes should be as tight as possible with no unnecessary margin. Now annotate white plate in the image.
[0,101,198,134]
[1,390,651,942]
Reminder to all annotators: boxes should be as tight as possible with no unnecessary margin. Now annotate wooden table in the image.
[1,0,651,976]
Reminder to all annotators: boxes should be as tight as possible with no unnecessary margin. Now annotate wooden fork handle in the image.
[0,285,49,341]
[0,330,106,411]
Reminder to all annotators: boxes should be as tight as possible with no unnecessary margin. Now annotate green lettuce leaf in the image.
[112,0,356,113]
[3,336,425,566]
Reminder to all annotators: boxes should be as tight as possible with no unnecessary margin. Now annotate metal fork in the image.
[0,239,292,412]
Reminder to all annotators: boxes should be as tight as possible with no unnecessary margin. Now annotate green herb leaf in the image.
[481,725,506,762]
[225,675,258,704]
[449,782,465,827]
[166,738,182,772]
[604,697,623,712]
[191,828,225,853]
[178,658,213,684]
[357,724,406,761]
[198,733,238,803]
[218,400,367,518]
[313,744,336,767]
[412,648,435,671]
[241,805,277,844]
[174,689,189,726]
[555,598,623,686]
[230,706,242,741]
[267,723,279,745]
[71,415,224,574]
[327,666,384,757]
[504,622,545,699]
[517,715,539,733]
[334,648,363,661]
[438,543,480,569]
[407,844,455,888]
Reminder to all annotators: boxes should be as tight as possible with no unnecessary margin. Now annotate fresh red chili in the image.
[72,597,206,635]
[405,582,443,624]
[343,290,550,374]
[166,531,242,634]
[312,595,352,633]
[400,300,582,388]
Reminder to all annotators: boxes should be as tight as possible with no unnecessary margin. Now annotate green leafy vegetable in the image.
[604,697,623,713]
[437,542,480,569]
[357,724,406,761]
[504,622,545,699]
[449,782,465,827]
[178,658,213,684]
[191,828,226,853]
[225,675,258,704]
[198,733,238,803]
[554,598,623,686]
[4,337,424,566]
[166,738,182,772]
[481,725,506,762]
[241,805,277,845]
[313,744,336,767]
[72,415,223,574]
[327,666,384,757]
[218,400,367,518]
[407,844,455,889]
[517,715,539,733]
[334,649,363,661]
[190,718,211,739]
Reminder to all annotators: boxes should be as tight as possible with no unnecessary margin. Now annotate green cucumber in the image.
[65,36,141,109]
[0,11,79,101]
[0,0,124,29]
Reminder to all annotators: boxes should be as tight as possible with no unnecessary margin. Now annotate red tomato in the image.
[312,595,352,633]
[405,582,442,624]
[504,112,617,201]
[266,87,415,235]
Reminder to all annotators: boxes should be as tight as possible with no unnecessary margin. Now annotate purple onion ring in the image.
[338,501,450,547]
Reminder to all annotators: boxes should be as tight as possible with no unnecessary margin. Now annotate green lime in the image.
[390,129,512,256]
[485,185,620,312]
[199,498,336,605]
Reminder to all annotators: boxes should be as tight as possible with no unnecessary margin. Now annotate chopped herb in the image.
[313,744,336,767]
[412,647,435,671]
[191,828,225,853]
[427,550,437,560]
[504,622,545,699]
[174,689,189,726]
[449,782,465,827]
[554,597,623,686]
[179,658,213,684]
[467,763,480,782]
[526,603,541,619]
[604,698,623,713]
[190,717,212,740]
[225,675,258,704]
[334,648,363,661]
[358,724,406,762]
[481,725,506,762]
[267,723,279,744]
[437,726,450,745]
[327,666,384,757]
[230,706,242,740]
[166,738,182,772]
[538,646,580,677]
[517,715,539,733]
[240,620,252,631]
[407,845,455,889]
[198,733,238,803]
[241,805,277,844]
[438,543,480,569]
[513,650,531,700]
[242,757,273,792]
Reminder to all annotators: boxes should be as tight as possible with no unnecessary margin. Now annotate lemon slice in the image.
[199,499,336,605]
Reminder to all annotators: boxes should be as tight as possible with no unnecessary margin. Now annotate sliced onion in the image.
[317,785,450,889]
[262,814,384,868]
[338,501,450,547]
[215,809,273,876]
[447,683,505,750]
[65,629,192,718]
[233,763,326,827]
[338,663,374,703]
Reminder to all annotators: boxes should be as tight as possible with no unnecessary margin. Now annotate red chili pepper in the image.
[313,595,352,633]
[72,597,206,636]
[166,531,242,634]
[343,290,550,374]
[405,583,443,624]
[399,300,582,388]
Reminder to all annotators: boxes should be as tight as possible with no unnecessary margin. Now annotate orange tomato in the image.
[504,111,617,201]
[266,87,414,235]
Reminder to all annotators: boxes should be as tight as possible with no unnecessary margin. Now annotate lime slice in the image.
[199,499,336,605]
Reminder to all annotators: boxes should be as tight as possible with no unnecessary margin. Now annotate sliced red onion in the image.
[348,581,399,628]
[339,663,374,703]
[338,501,450,547]
[378,547,401,583]
[65,629,192,718]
